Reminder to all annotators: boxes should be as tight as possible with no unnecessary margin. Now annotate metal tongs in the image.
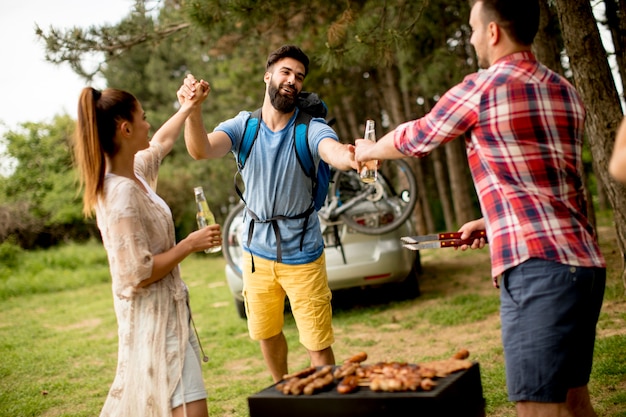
[401,230,488,250]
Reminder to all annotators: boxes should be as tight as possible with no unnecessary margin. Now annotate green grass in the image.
[419,293,500,326]
[0,240,110,300]
[0,220,625,416]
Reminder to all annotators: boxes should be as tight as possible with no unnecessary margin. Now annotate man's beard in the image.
[268,81,298,113]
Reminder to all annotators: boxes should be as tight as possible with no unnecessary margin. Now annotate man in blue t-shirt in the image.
[179,45,358,383]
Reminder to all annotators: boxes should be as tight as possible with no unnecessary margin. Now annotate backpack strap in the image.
[294,110,331,212]
[293,111,316,182]
[292,110,316,251]
[245,205,315,264]
[238,108,262,171]
[235,108,262,204]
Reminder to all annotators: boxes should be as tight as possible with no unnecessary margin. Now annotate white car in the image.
[222,202,421,318]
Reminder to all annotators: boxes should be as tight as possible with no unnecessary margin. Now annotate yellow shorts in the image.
[242,252,334,352]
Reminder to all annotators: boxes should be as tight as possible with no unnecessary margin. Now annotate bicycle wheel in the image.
[330,158,418,235]
[222,201,245,278]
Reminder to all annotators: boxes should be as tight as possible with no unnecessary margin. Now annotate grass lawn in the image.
[0,212,625,416]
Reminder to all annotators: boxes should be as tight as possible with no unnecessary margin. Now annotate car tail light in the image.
[364,273,392,281]
[353,212,395,226]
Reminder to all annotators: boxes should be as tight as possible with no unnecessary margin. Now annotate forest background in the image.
[1,0,626,290]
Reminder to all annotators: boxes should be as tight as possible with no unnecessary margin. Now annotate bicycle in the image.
[318,158,417,235]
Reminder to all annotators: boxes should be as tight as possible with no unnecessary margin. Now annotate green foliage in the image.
[95,3,255,231]
[0,238,23,269]
[18,0,607,251]
[1,116,74,207]
[35,0,169,80]
[23,0,486,246]
[0,116,91,247]
[38,0,476,129]
[0,240,109,301]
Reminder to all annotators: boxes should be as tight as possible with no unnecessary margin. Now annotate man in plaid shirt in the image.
[356,1,606,416]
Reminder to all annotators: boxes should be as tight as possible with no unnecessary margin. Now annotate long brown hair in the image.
[74,87,138,217]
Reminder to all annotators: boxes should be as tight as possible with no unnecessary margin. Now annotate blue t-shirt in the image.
[215,109,339,264]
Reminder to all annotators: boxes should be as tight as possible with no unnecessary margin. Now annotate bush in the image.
[0,237,23,269]
[0,240,110,300]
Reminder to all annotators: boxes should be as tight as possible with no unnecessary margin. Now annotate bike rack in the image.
[321,223,347,264]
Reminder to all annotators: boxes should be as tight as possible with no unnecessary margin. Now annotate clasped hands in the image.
[177,74,210,106]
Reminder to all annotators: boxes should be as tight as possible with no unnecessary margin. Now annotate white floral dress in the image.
[96,143,198,416]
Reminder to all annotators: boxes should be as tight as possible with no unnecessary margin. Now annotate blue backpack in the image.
[236,93,331,211]
[234,92,331,264]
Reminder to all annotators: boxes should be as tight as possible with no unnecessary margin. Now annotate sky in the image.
[0,0,133,135]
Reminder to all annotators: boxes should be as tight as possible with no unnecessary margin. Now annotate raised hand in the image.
[177,73,210,107]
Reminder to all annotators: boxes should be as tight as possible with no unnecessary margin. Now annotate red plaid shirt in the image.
[395,51,605,281]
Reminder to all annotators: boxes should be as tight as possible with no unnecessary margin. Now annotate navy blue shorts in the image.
[500,258,605,403]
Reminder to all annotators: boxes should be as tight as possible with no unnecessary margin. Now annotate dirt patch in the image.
[326,223,624,366]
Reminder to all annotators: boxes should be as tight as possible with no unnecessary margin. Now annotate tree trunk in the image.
[534,0,565,76]
[408,158,433,235]
[432,147,455,230]
[340,95,360,140]
[330,101,350,144]
[397,75,435,234]
[381,65,406,127]
[604,0,626,103]
[554,0,626,292]
[535,0,597,230]
[447,136,478,226]
[596,177,610,212]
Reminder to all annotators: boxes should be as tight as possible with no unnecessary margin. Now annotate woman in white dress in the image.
[73,83,220,417]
